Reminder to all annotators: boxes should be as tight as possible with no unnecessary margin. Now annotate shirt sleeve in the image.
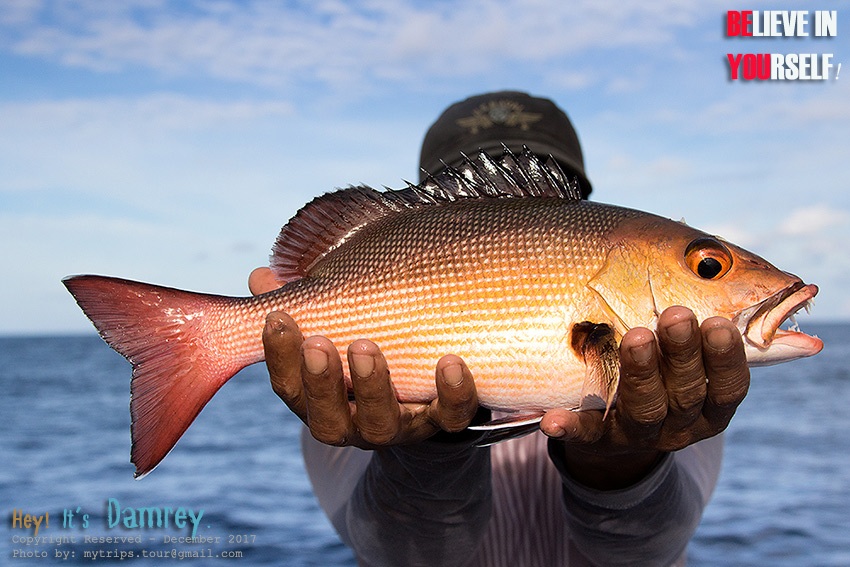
[548,434,724,567]
[301,427,493,567]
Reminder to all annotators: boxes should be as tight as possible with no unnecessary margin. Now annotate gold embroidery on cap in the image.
[456,100,543,134]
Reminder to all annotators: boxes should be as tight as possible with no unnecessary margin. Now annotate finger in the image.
[540,407,605,444]
[301,336,354,446]
[348,339,401,446]
[430,354,478,433]
[263,311,307,418]
[656,307,707,428]
[615,326,667,434]
[249,267,281,295]
[700,317,750,430]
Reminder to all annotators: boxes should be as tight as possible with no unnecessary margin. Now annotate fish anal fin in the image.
[468,412,545,446]
[571,322,620,418]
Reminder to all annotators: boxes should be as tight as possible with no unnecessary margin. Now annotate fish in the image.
[63,149,823,478]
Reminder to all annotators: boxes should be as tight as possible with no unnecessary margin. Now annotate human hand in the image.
[250,267,481,449]
[541,306,750,490]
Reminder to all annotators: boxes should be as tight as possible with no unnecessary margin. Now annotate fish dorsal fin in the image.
[271,147,582,283]
[419,146,582,201]
[271,185,397,284]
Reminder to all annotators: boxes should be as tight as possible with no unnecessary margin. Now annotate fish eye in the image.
[685,238,733,280]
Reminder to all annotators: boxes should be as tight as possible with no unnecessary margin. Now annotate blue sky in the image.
[1,0,848,334]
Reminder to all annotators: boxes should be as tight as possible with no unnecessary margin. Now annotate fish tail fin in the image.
[63,275,265,478]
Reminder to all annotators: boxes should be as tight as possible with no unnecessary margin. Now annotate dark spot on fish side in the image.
[570,321,614,357]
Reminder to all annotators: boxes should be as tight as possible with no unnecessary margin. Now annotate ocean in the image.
[1,324,848,566]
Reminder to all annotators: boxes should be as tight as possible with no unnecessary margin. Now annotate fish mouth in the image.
[733,282,823,367]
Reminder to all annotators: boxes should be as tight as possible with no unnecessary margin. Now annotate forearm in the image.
[549,439,718,567]
[346,440,492,567]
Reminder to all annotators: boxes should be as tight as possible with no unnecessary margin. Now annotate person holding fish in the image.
[246,92,811,566]
[65,91,820,566]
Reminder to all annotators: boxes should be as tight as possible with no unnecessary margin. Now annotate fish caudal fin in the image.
[63,275,263,478]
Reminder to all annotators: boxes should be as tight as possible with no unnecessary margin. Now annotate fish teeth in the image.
[804,299,814,315]
[788,314,801,333]
[782,299,817,332]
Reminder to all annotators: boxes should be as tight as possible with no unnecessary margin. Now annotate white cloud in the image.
[779,205,850,236]
[700,224,760,250]
[3,0,850,332]
[0,95,297,213]
[3,0,724,90]
[701,203,850,322]
[0,94,294,134]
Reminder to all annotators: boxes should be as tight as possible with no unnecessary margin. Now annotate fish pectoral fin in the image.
[468,412,545,446]
[571,321,620,418]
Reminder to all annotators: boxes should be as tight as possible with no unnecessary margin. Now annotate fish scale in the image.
[270,198,637,410]
[63,149,822,477]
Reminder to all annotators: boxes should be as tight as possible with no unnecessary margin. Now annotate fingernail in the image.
[265,312,285,332]
[351,353,375,377]
[629,341,654,364]
[546,425,566,438]
[304,348,328,375]
[667,319,694,344]
[706,325,734,350]
[442,363,464,387]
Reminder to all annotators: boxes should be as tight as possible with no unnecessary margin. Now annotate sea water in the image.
[1,324,848,565]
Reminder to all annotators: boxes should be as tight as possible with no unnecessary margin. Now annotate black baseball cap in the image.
[419,91,592,198]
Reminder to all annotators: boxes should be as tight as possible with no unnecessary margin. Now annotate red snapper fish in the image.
[63,150,823,477]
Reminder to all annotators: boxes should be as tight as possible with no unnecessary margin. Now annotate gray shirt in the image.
[301,429,722,566]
